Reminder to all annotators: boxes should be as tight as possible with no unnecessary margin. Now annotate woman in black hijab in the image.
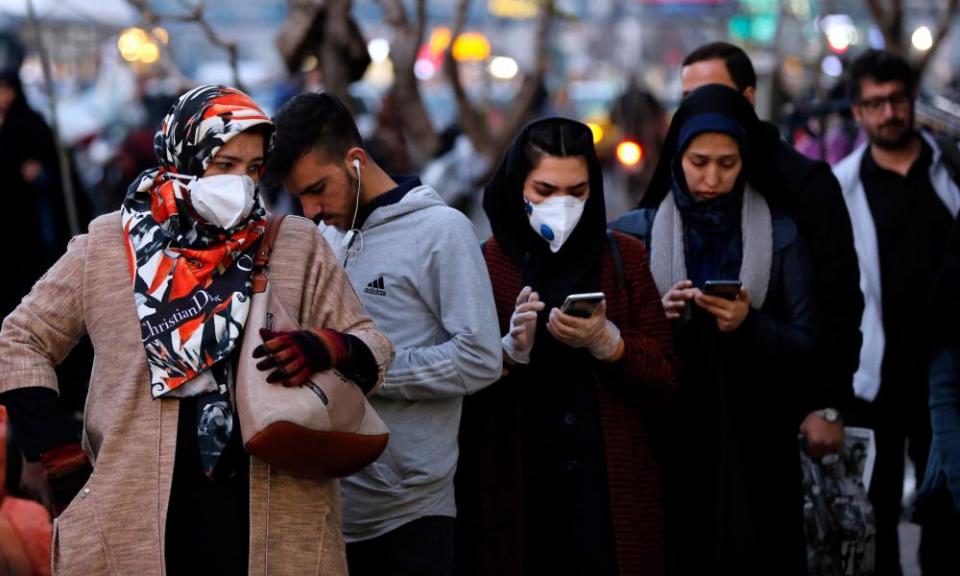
[613,84,817,574]
[0,70,72,319]
[456,117,678,576]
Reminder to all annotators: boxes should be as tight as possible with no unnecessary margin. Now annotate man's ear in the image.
[742,85,756,106]
[344,147,367,175]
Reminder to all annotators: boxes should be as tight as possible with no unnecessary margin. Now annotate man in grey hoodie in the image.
[265,92,502,576]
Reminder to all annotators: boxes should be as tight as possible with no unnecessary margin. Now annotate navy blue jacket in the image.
[921,342,960,511]
[611,206,817,575]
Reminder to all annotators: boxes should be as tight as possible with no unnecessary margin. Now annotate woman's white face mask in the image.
[525,195,586,253]
[187,174,257,230]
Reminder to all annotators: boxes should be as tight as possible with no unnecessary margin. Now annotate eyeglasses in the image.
[856,91,911,115]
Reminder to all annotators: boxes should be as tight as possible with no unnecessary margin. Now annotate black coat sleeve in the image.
[798,163,862,414]
[0,387,80,461]
[779,143,862,415]
[731,218,819,423]
[740,221,818,366]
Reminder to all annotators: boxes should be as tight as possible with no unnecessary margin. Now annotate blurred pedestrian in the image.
[614,84,817,575]
[916,212,960,576]
[455,117,678,576]
[0,84,392,575]
[0,69,74,319]
[265,92,501,576]
[833,50,960,575]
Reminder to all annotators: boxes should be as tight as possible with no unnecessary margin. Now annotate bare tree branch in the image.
[888,0,905,53]
[378,0,407,27]
[321,0,355,103]
[445,0,492,156]
[415,0,428,45]
[863,0,888,34]
[493,0,554,152]
[917,0,960,73]
[125,0,243,90]
[864,0,897,52]
[378,0,439,159]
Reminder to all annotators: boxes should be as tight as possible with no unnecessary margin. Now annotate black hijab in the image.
[643,84,775,288]
[483,117,608,314]
[641,83,774,209]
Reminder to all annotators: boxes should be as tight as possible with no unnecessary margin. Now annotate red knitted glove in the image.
[253,328,348,387]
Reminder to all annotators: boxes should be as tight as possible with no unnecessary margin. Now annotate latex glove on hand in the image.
[502,286,545,364]
[253,328,344,387]
[546,301,623,361]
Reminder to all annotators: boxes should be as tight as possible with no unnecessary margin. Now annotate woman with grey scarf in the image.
[612,84,818,575]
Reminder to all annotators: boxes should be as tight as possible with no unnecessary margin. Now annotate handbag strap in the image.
[252,214,287,294]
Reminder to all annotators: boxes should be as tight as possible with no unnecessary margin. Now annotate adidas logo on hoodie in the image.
[363,276,387,297]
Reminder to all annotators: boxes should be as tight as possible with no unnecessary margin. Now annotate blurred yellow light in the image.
[152,27,169,45]
[488,0,538,19]
[429,27,453,55]
[587,122,604,144]
[118,27,148,62]
[616,141,643,167]
[138,42,160,64]
[452,32,492,62]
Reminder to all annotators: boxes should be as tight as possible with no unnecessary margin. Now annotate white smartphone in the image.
[561,292,606,318]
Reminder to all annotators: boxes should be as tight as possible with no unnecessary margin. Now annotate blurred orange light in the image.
[429,27,453,55]
[616,141,644,167]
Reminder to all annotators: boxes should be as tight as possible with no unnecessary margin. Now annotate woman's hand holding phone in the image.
[694,287,750,332]
[502,286,545,364]
[547,301,623,361]
[662,280,698,320]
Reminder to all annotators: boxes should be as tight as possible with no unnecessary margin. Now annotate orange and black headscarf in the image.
[120,85,272,398]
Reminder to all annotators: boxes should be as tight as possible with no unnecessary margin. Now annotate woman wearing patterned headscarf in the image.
[0,85,393,575]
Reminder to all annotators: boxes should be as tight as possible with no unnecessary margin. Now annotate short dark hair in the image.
[847,50,916,103]
[682,42,757,92]
[263,92,363,188]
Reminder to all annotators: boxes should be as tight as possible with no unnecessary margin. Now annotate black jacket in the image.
[615,122,861,415]
[765,124,862,415]
[612,207,815,575]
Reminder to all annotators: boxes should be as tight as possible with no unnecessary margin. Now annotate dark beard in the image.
[870,119,915,151]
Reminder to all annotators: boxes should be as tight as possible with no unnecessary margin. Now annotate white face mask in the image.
[187,174,257,230]
[525,195,586,253]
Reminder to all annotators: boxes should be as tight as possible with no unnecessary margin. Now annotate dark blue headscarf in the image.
[670,111,749,289]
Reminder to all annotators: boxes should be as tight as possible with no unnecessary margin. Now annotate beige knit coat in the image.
[0,212,394,575]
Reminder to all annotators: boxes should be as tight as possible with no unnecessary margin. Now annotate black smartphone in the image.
[561,292,605,318]
[703,280,742,301]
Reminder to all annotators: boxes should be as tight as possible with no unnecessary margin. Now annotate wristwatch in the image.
[814,407,841,423]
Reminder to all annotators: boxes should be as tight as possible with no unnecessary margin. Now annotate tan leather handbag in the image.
[235,215,389,479]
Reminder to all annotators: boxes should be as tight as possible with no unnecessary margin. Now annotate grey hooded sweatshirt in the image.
[319,182,502,542]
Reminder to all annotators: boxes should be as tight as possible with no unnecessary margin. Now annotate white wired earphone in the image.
[342,157,363,267]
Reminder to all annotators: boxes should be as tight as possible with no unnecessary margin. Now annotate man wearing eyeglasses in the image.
[834,49,960,574]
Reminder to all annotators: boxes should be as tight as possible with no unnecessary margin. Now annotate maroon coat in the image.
[456,231,678,576]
